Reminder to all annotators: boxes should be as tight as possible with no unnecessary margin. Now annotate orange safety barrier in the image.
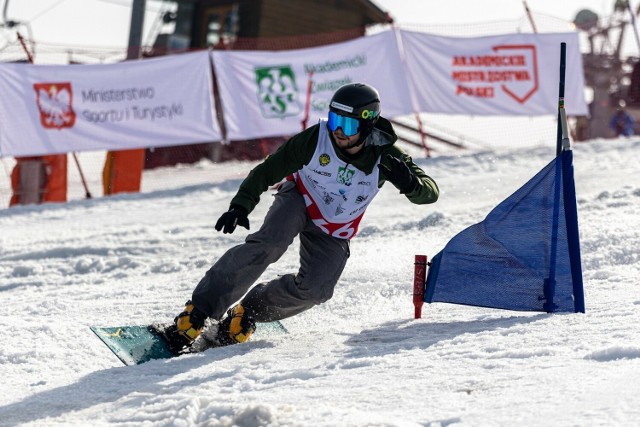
[9,155,68,207]
[102,149,145,195]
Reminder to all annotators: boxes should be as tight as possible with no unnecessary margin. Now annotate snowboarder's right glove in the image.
[378,154,418,194]
[215,205,250,234]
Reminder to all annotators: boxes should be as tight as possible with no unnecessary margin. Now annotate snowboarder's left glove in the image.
[378,154,418,194]
[215,205,250,234]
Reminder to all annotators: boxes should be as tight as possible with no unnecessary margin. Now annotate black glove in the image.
[378,154,418,194]
[215,205,250,234]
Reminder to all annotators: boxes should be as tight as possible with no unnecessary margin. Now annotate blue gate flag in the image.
[424,150,585,313]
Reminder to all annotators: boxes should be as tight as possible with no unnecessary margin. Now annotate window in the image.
[202,4,239,47]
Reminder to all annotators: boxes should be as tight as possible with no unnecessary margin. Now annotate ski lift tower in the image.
[574,1,637,139]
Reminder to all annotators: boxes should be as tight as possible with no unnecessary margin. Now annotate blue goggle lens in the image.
[328,111,360,136]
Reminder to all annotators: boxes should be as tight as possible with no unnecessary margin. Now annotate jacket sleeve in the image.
[379,145,439,205]
[229,125,319,214]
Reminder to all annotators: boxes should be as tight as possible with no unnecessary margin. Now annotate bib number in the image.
[303,194,357,239]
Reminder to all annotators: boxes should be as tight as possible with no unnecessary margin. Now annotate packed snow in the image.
[1,136,639,426]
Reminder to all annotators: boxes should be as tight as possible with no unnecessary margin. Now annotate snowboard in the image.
[91,321,288,366]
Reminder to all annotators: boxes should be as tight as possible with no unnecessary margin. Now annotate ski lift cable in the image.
[25,0,70,23]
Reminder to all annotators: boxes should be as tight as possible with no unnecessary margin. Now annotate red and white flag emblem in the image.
[33,82,76,129]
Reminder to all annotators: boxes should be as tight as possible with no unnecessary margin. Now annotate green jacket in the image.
[230,117,439,214]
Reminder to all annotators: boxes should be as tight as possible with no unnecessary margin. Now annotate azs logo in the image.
[337,166,355,186]
[255,65,302,119]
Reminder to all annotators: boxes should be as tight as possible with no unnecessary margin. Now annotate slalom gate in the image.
[413,43,585,317]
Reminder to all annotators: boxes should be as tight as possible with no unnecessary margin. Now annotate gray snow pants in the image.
[191,180,350,322]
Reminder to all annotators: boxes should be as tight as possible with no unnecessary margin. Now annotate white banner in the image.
[0,51,220,157]
[400,31,588,116]
[212,31,414,141]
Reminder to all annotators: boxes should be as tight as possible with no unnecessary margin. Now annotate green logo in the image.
[361,109,379,120]
[337,166,355,186]
[255,65,302,118]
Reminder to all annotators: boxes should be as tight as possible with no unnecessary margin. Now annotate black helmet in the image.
[329,83,381,138]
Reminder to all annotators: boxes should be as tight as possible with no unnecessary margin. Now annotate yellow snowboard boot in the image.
[164,300,206,353]
[217,304,256,346]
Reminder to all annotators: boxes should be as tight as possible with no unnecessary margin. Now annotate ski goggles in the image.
[328,111,360,136]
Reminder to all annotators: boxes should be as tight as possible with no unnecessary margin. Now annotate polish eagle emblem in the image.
[33,82,76,129]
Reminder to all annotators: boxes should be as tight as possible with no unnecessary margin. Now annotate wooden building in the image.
[155,0,392,52]
[145,0,393,168]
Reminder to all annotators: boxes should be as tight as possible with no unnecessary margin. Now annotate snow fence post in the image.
[413,255,428,319]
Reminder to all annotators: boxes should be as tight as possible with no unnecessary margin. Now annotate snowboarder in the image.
[164,83,439,352]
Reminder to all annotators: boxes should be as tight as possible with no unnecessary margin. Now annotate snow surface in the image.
[1,137,639,426]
